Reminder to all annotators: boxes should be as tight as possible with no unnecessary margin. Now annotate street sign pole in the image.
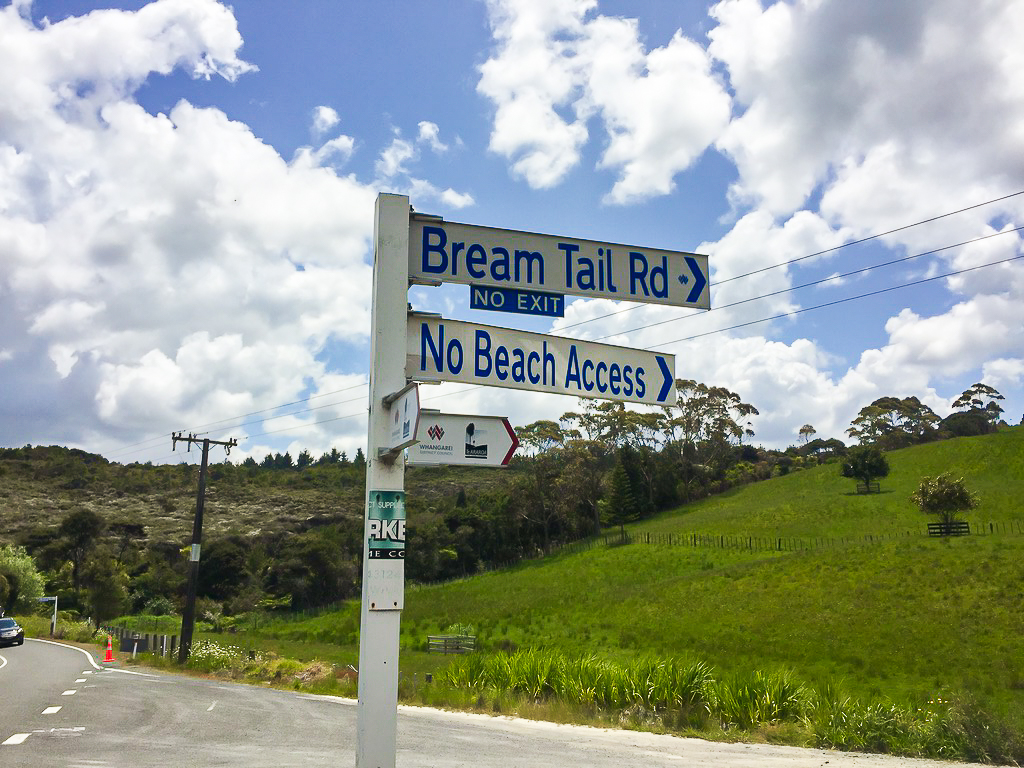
[357,193,409,768]
[37,596,57,636]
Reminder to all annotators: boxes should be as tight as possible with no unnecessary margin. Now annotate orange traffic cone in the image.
[103,635,115,663]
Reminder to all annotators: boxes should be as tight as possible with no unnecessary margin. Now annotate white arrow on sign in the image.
[406,314,676,407]
[408,412,519,467]
[409,215,709,310]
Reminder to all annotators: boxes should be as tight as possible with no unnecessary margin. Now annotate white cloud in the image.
[417,121,448,153]
[478,0,592,188]
[709,0,1024,219]
[0,0,378,454]
[627,0,1024,446]
[311,105,339,136]
[982,359,1024,393]
[375,129,475,210]
[580,22,730,204]
[376,135,416,178]
[478,0,728,201]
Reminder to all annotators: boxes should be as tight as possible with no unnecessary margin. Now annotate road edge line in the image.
[27,638,102,670]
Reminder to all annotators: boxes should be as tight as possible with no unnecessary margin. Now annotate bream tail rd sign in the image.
[409,216,709,310]
[407,314,676,407]
[408,412,519,467]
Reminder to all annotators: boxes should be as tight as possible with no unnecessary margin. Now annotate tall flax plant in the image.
[443,650,714,717]
[711,670,807,729]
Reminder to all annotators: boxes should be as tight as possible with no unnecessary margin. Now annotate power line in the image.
[717,188,1024,285]
[103,380,367,459]
[554,188,1024,333]
[104,193,1024,459]
[591,225,1024,343]
[132,249,1020,455]
[649,254,1024,349]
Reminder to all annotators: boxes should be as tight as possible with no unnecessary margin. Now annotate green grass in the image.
[106,429,1021,761]
[252,431,1024,720]
[639,428,1024,540]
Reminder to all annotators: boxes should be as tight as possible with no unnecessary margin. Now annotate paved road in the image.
[1,639,983,767]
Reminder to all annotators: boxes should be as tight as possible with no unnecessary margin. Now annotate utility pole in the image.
[172,432,236,664]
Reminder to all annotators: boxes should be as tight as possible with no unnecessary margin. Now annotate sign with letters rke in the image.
[365,489,406,611]
[409,217,709,309]
[407,314,676,407]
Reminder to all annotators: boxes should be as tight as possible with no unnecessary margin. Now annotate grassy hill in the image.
[258,428,1024,731]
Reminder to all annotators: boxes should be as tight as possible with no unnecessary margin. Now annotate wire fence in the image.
[273,519,1023,621]
[563,519,1024,555]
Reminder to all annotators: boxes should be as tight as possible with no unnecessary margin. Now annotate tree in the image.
[317,447,342,465]
[57,508,106,589]
[911,473,978,525]
[197,537,249,601]
[0,544,45,609]
[847,396,940,448]
[663,379,759,492]
[296,449,313,469]
[953,383,1004,421]
[108,520,146,566]
[515,420,566,453]
[553,440,609,536]
[510,449,564,553]
[353,448,366,470]
[561,400,665,450]
[798,424,816,444]
[801,437,847,463]
[84,554,128,627]
[939,409,996,438]
[841,445,890,490]
[600,462,638,536]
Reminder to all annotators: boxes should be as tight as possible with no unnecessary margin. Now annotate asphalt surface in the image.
[0,639,986,767]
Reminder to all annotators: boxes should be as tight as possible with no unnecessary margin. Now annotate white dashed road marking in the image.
[207,702,217,711]
[61,689,77,696]
[2,733,31,745]
[75,678,86,683]
[42,706,62,715]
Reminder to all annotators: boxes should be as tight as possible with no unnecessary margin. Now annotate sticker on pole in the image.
[368,490,406,560]
[365,490,405,611]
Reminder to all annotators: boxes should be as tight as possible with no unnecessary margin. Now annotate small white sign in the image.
[406,314,676,407]
[408,413,519,466]
[384,382,420,452]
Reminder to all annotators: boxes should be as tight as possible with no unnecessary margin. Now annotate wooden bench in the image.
[427,635,476,654]
[856,482,880,494]
[927,521,971,537]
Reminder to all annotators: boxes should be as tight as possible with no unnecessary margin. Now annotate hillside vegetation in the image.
[259,429,1024,733]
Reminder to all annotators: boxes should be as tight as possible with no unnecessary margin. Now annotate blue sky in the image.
[1,0,1022,465]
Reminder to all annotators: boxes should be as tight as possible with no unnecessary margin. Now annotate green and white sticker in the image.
[368,490,406,560]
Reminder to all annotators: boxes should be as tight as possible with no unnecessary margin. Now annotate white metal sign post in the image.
[358,195,705,766]
[357,194,410,768]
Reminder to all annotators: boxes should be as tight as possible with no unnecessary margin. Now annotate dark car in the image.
[0,617,25,647]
